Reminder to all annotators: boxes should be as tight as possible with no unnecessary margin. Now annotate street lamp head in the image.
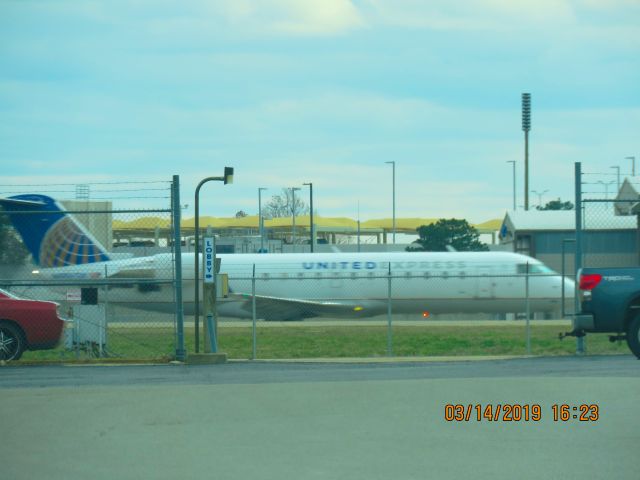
[223,167,234,184]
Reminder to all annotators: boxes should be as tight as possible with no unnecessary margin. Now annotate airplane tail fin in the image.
[0,194,110,267]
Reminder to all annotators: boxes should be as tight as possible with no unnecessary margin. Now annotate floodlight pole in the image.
[303,182,314,252]
[385,161,396,243]
[507,160,516,210]
[522,93,531,211]
[194,167,234,353]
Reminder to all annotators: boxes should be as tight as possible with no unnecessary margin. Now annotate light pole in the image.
[626,156,636,177]
[507,160,516,210]
[194,167,234,353]
[303,182,314,252]
[384,161,396,243]
[258,187,267,253]
[611,165,620,191]
[357,201,361,252]
[522,93,531,210]
[531,189,549,208]
[597,180,615,199]
[290,187,300,251]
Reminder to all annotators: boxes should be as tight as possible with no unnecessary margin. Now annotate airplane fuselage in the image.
[30,251,574,319]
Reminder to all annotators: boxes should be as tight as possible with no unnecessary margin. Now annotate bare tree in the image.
[263,188,309,218]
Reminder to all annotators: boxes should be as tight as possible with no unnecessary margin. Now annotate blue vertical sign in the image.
[204,237,214,284]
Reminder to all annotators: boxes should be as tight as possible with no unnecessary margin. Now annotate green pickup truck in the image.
[572,268,640,359]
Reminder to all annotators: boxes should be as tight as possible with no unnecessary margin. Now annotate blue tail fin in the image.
[0,194,110,267]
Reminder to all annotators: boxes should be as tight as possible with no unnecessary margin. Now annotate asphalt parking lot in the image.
[2,355,639,480]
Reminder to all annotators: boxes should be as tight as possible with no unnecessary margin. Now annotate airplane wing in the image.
[108,268,156,279]
[227,293,387,320]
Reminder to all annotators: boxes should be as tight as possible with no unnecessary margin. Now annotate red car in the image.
[0,288,66,361]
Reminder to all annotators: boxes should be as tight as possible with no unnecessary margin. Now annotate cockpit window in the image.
[517,263,555,275]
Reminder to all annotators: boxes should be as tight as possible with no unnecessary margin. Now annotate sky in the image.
[1,0,639,223]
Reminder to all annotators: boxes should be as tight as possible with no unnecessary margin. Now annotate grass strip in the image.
[15,324,630,363]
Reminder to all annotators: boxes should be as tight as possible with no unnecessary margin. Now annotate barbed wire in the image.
[90,196,171,200]
[0,181,171,187]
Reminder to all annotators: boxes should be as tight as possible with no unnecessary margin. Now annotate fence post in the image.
[387,263,393,357]
[574,162,585,354]
[252,264,257,360]
[561,238,576,318]
[525,262,531,355]
[172,175,186,361]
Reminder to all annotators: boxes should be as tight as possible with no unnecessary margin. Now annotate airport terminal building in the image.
[499,209,639,273]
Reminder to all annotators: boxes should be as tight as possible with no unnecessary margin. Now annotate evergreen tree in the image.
[407,219,489,252]
[537,199,574,211]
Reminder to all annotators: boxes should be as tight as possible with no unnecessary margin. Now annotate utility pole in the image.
[626,156,636,176]
[258,187,267,252]
[611,165,621,191]
[507,160,516,210]
[303,183,314,252]
[385,161,396,243]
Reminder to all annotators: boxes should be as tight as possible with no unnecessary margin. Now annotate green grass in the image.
[15,324,631,364]
[220,325,629,358]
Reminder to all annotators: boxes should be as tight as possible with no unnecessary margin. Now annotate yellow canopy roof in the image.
[113,215,501,233]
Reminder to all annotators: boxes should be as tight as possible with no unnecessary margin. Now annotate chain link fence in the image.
[580,199,638,269]
[200,263,582,359]
[0,180,179,362]
[579,169,639,270]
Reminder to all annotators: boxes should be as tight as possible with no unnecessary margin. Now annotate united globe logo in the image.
[39,217,109,267]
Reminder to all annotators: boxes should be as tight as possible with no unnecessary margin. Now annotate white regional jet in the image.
[0,194,574,320]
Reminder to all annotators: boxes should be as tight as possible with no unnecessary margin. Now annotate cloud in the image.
[363,0,576,31]
[213,0,366,36]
